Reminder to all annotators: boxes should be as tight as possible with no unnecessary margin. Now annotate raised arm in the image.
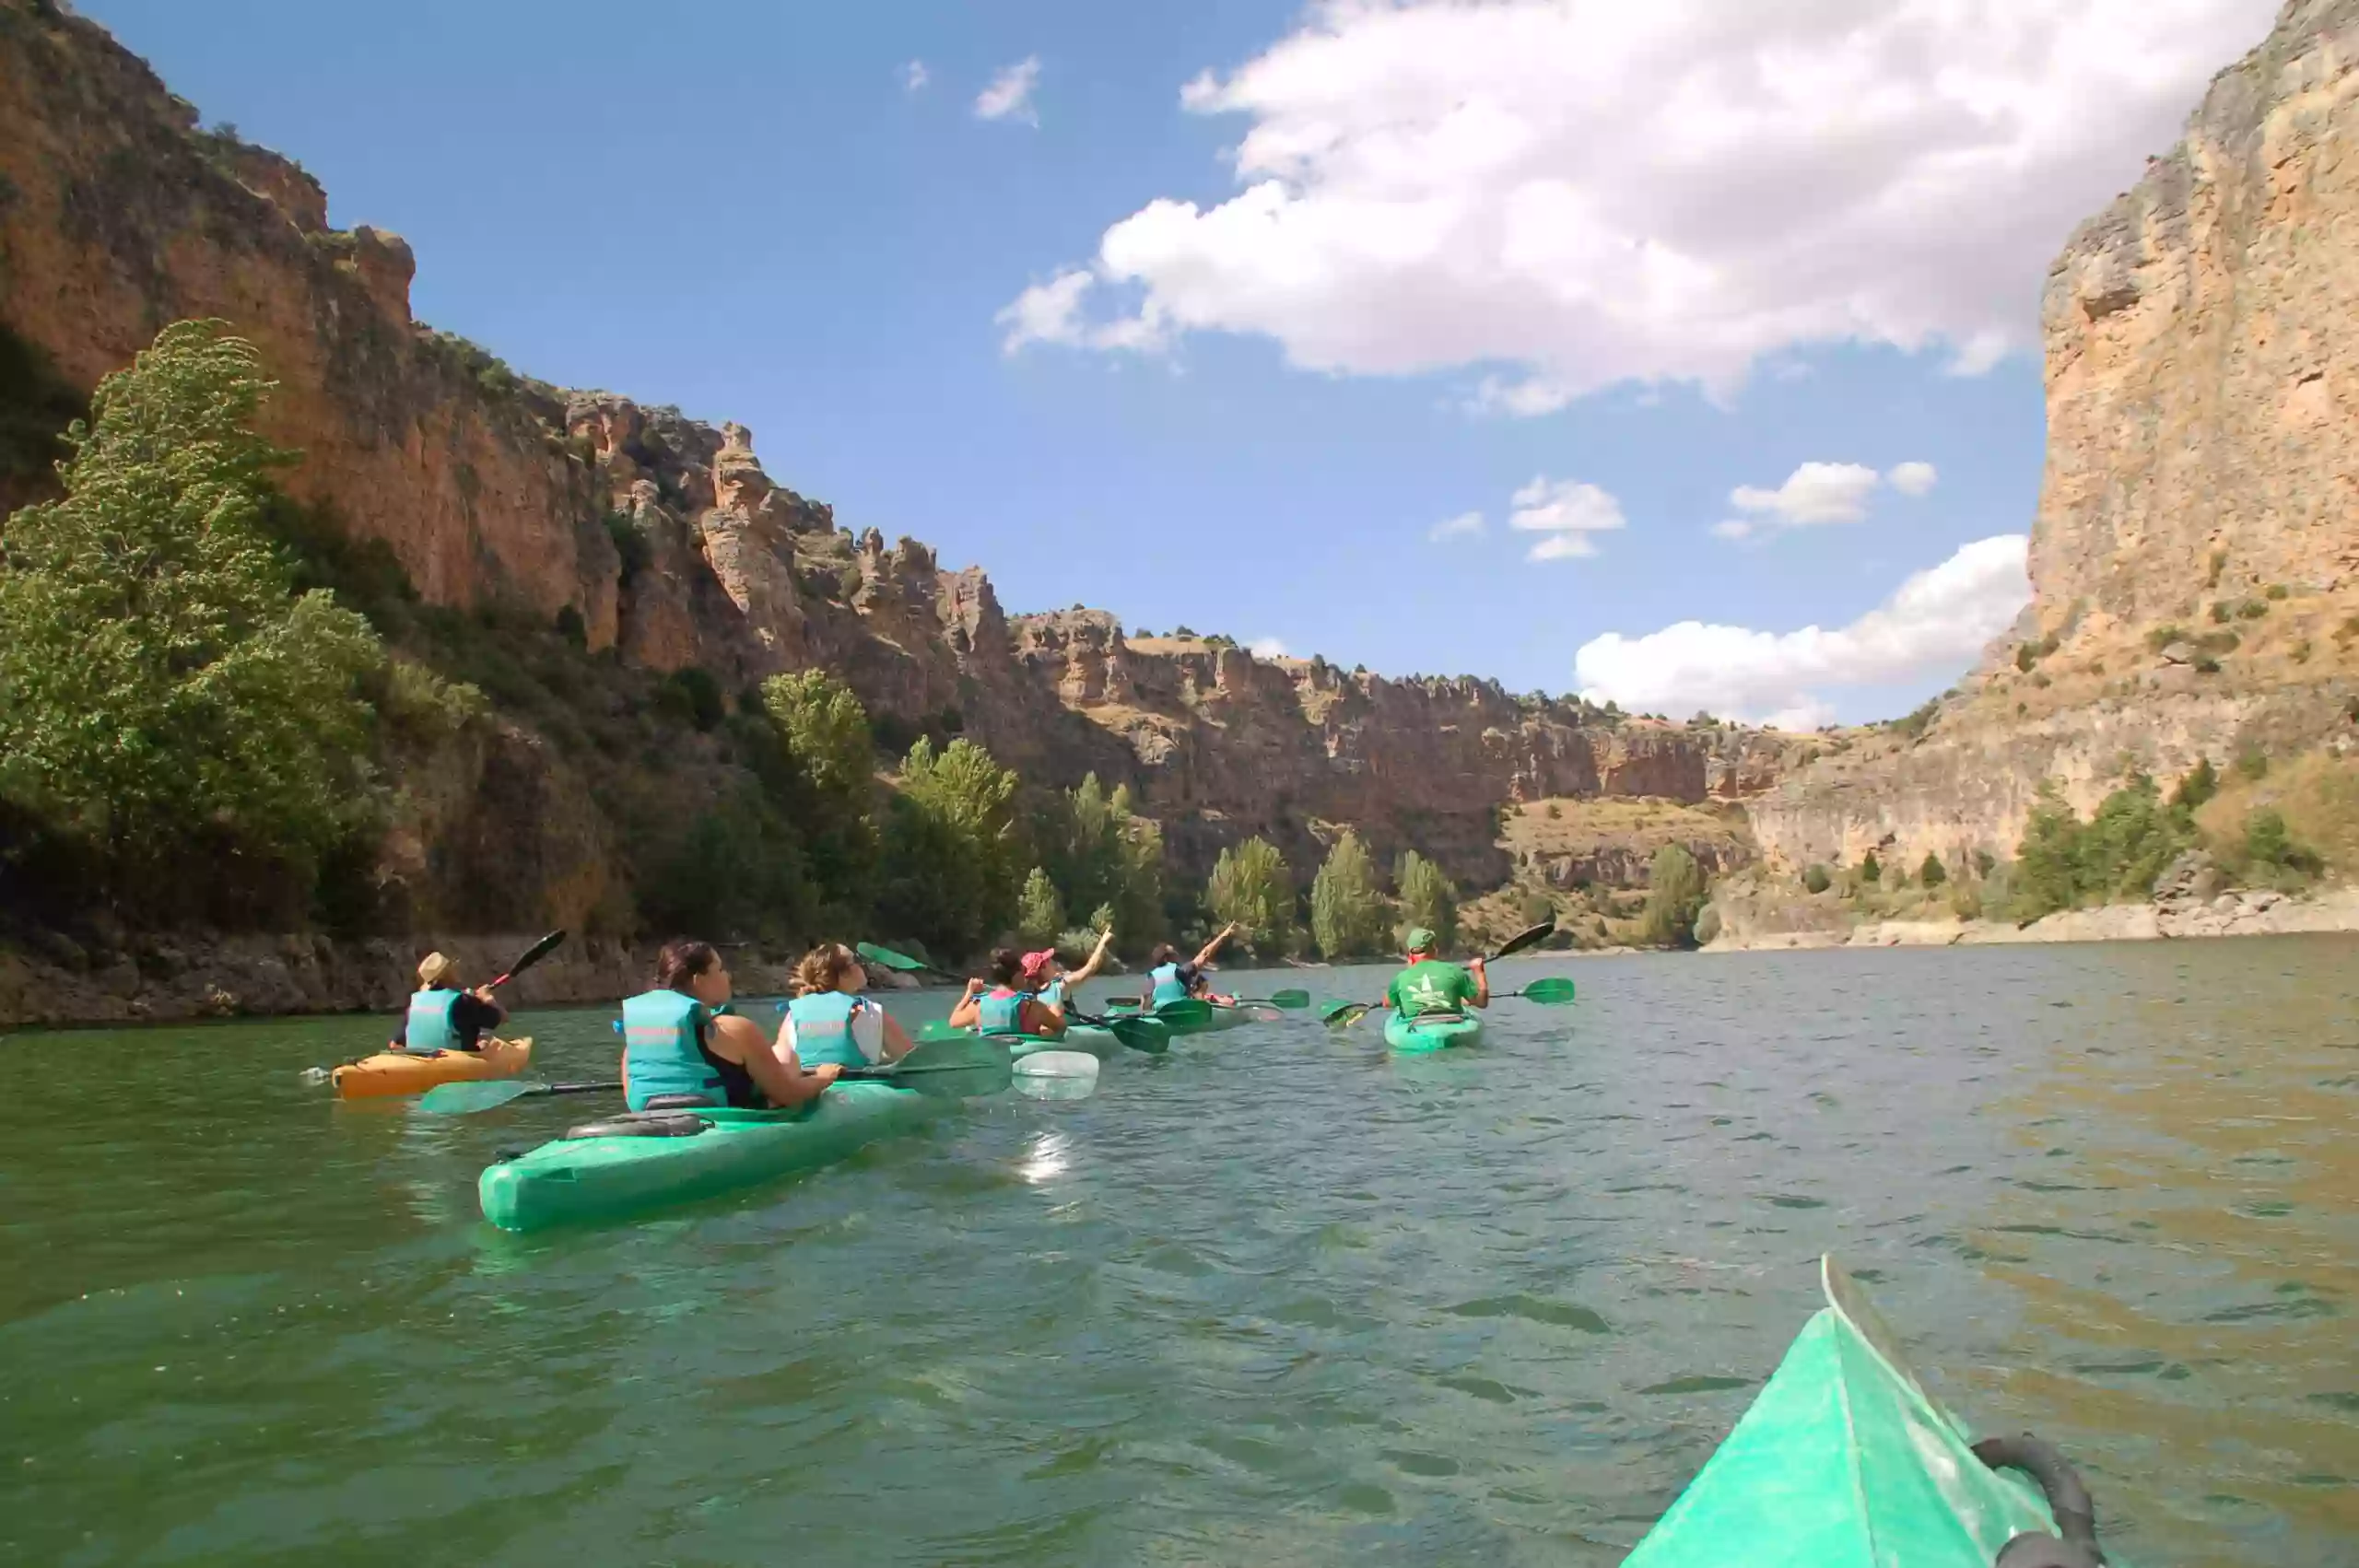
[945,977,986,1031]
[1191,921,1240,969]
[1064,928,1117,989]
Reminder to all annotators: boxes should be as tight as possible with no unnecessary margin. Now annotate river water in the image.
[2,940,2353,1566]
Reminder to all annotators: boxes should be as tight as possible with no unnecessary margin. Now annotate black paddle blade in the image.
[495,929,568,985]
[1489,920,1555,962]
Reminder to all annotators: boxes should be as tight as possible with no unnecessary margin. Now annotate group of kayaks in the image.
[319,983,2119,1562]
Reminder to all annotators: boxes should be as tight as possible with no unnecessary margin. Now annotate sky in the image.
[73,0,2283,727]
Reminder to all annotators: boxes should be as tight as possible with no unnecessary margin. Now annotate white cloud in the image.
[1509,476,1625,563]
[901,60,930,93]
[1887,461,1939,497]
[1429,509,1485,543]
[976,56,1041,124]
[999,1,2275,404]
[997,270,1170,355]
[1250,637,1289,659]
[1575,534,2031,722]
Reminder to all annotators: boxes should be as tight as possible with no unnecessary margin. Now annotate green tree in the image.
[1919,852,1947,887]
[2011,782,2085,918]
[1802,863,1833,895]
[1309,830,1387,959]
[875,736,1021,958]
[1016,865,1064,946]
[1395,850,1458,952]
[1860,850,1883,885]
[760,669,879,913]
[1037,772,1165,950]
[0,320,381,904]
[1638,844,1708,948]
[1206,836,1296,953]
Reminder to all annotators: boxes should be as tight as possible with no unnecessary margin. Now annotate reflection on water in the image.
[0,940,2352,1566]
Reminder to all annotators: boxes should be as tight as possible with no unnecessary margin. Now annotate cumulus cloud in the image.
[976,56,1041,124]
[997,270,1170,354]
[1250,637,1289,659]
[1887,461,1939,497]
[1716,459,1937,540]
[1000,1,2274,404]
[1509,477,1625,563]
[1429,510,1485,543]
[1575,534,2030,724]
[901,60,930,93]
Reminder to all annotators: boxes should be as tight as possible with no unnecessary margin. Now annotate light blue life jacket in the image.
[404,988,460,1053]
[1148,963,1190,1009]
[622,989,722,1110]
[786,990,871,1069]
[979,987,1027,1035]
[1037,977,1066,1012]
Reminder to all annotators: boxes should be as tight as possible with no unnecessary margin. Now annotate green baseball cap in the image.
[1403,927,1436,952]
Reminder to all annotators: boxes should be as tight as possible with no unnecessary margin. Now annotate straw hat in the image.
[417,951,458,988]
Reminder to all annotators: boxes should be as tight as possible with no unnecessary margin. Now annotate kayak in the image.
[917,1020,1127,1059]
[1622,1255,2114,1567]
[1383,1012,1484,1053]
[333,1036,534,1100]
[478,1083,939,1232]
[1106,1000,1251,1036]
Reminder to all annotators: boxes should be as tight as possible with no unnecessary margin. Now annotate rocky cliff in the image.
[1748,0,2359,876]
[0,0,1802,940]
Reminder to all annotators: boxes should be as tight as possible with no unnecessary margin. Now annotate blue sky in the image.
[75,0,2277,724]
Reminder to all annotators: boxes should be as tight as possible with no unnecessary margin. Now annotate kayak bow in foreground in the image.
[1624,1256,2112,1568]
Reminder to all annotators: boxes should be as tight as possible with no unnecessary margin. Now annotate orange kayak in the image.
[332,1036,534,1100]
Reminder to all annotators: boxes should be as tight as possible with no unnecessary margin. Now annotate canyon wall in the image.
[1748,0,2359,875]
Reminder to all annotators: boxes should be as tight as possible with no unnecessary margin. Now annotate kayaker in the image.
[1384,928,1488,1021]
[392,951,506,1054]
[1144,922,1241,1009]
[946,949,1063,1037]
[620,939,839,1112]
[779,942,917,1069]
[1021,927,1116,1022]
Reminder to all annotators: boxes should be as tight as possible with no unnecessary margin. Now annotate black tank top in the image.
[696,1024,762,1108]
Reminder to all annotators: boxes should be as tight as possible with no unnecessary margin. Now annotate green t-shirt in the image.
[1387,960,1475,1018]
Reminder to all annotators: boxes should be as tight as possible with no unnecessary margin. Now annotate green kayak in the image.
[1382,1011,1485,1053]
[478,1084,940,1232]
[1623,1256,2113,1567]
[1106,999,1251,1036]
[916,1020,1126,1059]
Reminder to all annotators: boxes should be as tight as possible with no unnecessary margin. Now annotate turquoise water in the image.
[2,940,2353,1565]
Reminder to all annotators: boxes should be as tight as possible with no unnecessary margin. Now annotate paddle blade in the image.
[856,942,929,974]
[1489,920,1555,962]
[1103,1015,1169,1054]
[492,929,567,986]
[1519,977,1579,1005]
[418,1080,544,1115]
[1014,1050,1100,1101]
[845,1037,1013,1098]
[1246,989,1310,1009]
[1321,1000,1376,1028]
[1156,998,1213,1028]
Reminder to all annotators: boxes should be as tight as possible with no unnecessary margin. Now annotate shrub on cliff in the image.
[0,320,381,916]
[1637,844,1707,948]
[1394,850,1458,953]
[1208,836,1297,954]
[1919,852,1947,887]
[1309,830,1387,959]
[1802,863,1833,895]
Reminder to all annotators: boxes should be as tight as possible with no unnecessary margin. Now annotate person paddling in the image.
[1023,927,1116,1024]
[1144,922,1241,1010]
[947,949,1063,1038]
[393,951,506,1054]
[1385,928,1488,1024]
[780,942,916,1070]
[620,939,838,1112]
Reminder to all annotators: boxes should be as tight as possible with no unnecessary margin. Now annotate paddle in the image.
[306,930,570,1081]
[419,1079,622,1115]
[1320,921,1559,1028]
[856,942,956,979]
[1231,989,1310,1010]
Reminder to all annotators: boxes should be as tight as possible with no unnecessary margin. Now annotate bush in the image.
[2242,809,2322,880]
[604,510,651,583]
[1637,845,1707,947]
[554,603,587,649]
[1860,850,1883,884]
[2265,583,2289,601]
[1892,698,1941,742]
[659,666,724,731]
[1919,852,1947,887]
[2236,599,2268,620]
[2145,625,2186,652]
[2209,600,2232,625]
[2236,747,2270,781]
[1309,831,1388,959]
[1802,863,1833,895]
[1544,801,1561,819]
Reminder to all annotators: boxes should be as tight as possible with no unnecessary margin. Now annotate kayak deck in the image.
[477,1082,938,1232]
[334,1036,533,1100]
[1382,1012,1483,1053]
[1623,1257,2088,1566]
[1105,1000,1250,1036]
[915,1020,1126,1059]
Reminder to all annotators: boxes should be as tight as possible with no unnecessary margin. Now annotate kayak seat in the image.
[640,1093,721,1112]
[562,1113,710,1141]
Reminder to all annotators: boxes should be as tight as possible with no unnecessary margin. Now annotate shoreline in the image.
[1705,886,2359,953]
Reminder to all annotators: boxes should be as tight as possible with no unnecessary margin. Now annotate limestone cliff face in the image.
[0,0,1811,919]
[1749,0,2359,875]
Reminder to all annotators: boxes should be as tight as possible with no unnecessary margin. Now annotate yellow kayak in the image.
[332,1036,534,1100]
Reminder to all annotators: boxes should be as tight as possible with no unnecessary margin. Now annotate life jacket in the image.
[621,989,723,1110]
[785,990,877,1069]
[404,988,460,1054]
[1036,977,1067,1011]
[979,986,1030,1035]
[1148,963,1190,1009]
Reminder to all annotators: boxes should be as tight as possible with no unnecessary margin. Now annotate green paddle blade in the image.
[1103,1014,1168,1054]
[1239,989,1309,1009]
[416,1079,622,1116]
[1517,977,1579,1004]
[1156,997,1213,1027]
[1321,1000,1378,1027]
[1489,919,1556,961]
[844,1035,1013,1097]
[856,942,930,974]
